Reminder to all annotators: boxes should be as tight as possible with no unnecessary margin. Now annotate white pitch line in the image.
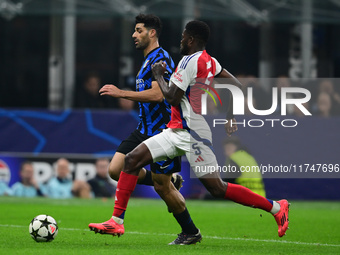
[1,224,340,248]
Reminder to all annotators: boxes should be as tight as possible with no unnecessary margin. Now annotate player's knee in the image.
[124,152,140,175]
[207,183,227,198]
[108,165,120,181]
[153,181,170,196]
[153,182,162,194]
[154,180,172,198]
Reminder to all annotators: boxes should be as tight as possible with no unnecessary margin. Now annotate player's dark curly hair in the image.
[185,20,210,47]
[135,14,162,38]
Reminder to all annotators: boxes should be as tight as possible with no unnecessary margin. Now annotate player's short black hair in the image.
[185,20,210,47]
[135,14,162,38]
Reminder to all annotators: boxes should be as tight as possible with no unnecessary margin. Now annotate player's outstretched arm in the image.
[99,83,164,103]
[152,61,184,106]
[217,69,242,88]
[217,69,242,136]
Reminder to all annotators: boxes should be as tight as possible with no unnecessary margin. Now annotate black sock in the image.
[173,208,198,235]
[138,170,154,186]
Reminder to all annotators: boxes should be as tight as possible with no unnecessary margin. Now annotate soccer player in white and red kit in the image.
[89,20,290,245]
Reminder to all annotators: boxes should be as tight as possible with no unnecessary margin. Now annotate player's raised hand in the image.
[152,61,167,79]
[99,84,123,98]
[225,118,238,137]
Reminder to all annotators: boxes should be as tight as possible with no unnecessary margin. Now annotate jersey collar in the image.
[144,47,161,59]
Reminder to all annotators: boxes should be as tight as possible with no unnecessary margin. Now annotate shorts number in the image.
[192,143,201,155]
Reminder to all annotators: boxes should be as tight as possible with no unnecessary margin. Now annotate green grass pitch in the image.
[1,196,340,254]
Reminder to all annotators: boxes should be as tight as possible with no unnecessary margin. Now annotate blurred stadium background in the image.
[0,0,339,200]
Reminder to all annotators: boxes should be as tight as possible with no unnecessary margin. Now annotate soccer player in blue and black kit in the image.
[94,14,183,208]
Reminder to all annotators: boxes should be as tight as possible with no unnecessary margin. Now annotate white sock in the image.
[270,201,281,214]
[112,216,124,224]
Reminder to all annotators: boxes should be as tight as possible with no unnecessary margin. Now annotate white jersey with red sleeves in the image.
[167,50,222,138]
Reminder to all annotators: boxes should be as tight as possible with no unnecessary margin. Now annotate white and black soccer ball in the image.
[29,214,58,242]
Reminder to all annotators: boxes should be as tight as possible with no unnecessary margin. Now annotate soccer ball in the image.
[29,214,58,242]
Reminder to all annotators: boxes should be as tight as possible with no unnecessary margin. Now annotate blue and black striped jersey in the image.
[136,47,175,136]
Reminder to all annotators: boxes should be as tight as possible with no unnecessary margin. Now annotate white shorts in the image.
[143,128,218,178]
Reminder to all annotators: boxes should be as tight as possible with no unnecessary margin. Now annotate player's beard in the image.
[180,43,190,55]
[135,37,150,51]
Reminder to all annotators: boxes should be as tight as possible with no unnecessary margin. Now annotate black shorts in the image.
[116,129,181,174]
